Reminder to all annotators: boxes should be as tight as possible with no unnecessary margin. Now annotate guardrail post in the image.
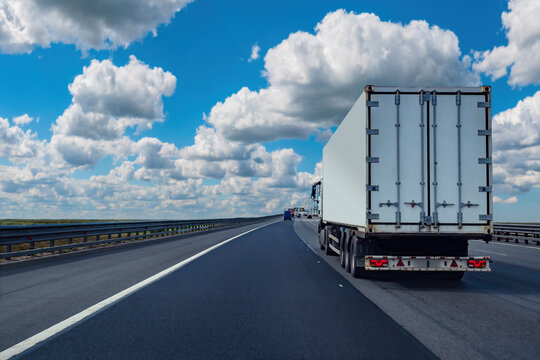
[0,215,280,260]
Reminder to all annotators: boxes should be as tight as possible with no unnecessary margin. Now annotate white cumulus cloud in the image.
[248,43,260,62]
[493,196,518,204]
[53,55,176,140]
[0,117,43,162]
[51,56,175,167]
[3,9,491,219]
[207,10,479,143]
[0,0,193,53]
[180,126,260,161]
[12,114,33,125]
[473,0,540,86]
[493,91,540,194]
[135,137,179,170]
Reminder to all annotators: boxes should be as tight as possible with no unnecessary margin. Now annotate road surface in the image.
[2,220,433,359]
[2,218,539,359]
[294,217,540,360]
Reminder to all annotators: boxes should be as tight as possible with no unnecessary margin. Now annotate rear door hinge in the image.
[419,92,430,104]
[478,158,492,164]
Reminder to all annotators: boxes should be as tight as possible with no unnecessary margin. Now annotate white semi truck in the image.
[318,86,492,280]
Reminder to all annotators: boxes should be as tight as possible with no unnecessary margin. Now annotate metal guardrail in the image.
[492,223,540,246]
[0,215,279,260]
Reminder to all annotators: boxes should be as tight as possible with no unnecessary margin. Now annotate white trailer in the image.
[318,86,492,279]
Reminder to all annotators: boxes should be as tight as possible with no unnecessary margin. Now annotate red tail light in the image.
[468,260,487,268]
[370,259,388,267]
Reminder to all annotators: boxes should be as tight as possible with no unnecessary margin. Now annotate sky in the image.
[0,0,539,221]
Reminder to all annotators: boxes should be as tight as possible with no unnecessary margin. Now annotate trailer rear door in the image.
[367,88,491,228]
[369,92,426,225]
[430,92,490,225]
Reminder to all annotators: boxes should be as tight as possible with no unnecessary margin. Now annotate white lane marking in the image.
[292,220,319,256]
[489,242,540,250]
[0,219,281,360]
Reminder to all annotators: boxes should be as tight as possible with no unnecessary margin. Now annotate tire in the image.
[340,235,346,268]
[319,228,326,250]
[345,238,351,272]
[441,271,464,281]
[349,239,367,278]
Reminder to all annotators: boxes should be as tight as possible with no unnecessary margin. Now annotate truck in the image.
[318,85,493,280]
[284,210,292,221]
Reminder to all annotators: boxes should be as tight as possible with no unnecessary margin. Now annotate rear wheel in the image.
[318,228,326,250]
[345,238,351,272]
[350,239,368,278]
[340,234,346,268]
[349,248,358,277]
[441,271,464,281]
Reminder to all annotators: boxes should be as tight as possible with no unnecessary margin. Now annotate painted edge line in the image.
[0,219,281,360]
[292,219,318,256]
[490,242,540,250]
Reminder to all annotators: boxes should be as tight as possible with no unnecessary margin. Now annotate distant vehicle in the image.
[319,85,493,280]
[307,215,312,219]
[284,210,292,221]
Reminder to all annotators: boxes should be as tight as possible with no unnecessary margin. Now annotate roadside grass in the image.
[0,219,135,226]
[0,224,231,263]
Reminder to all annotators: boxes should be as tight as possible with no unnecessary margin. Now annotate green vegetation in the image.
[0,219,135,226]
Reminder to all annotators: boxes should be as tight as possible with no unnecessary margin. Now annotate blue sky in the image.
[0,0,539,221]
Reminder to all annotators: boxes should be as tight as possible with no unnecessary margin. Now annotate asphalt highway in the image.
[3,220,435,359]
[2,218,538,359]
[294,218,540,360]
[0,220,278,353]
